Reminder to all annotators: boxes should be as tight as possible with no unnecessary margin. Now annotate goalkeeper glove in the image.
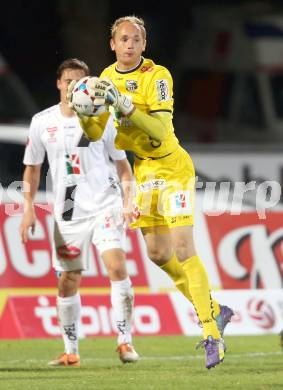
[66,80,77,109]
[103,79,134,116]
[89,78,135,116]
[86,77,108,106]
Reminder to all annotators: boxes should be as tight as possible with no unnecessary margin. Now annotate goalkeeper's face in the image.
[111,21,146,70]
[57,69,87,105]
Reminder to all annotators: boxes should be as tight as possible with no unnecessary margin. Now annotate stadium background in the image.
[0,0,282,341]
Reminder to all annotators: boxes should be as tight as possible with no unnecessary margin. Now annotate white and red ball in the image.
[71,76,106,116]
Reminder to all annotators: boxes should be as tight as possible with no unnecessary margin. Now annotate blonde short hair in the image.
[111,16,146,40]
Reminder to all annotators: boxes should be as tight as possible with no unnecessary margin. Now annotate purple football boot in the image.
[197,336,225,369]
[216,305,234,337]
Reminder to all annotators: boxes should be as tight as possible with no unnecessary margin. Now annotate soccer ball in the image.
[71,76,107,116]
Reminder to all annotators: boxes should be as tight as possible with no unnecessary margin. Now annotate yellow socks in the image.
[181,256,221,339]
[159,254,221,339]
[160,254,220,318]
[160,254,193,301]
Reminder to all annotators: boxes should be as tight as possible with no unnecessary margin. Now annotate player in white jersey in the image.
[20,58,139,366]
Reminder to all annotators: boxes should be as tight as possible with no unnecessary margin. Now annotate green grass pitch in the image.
[0,335,282,389]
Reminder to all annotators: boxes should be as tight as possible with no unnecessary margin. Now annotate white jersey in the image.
[24,104,126,221]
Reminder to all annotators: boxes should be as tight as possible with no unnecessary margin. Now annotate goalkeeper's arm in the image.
[79,111,111,141]
[129,108,169,142]
[85,77,170,142]
[103,80,169,142]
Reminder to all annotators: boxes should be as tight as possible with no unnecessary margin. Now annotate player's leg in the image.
[93,209,138,363]
[170,224,225,368]
[49,270,82,366]
[57,271,82,351]
[49,219,92,367]
[142,225,229,334]
[142,225,194,301]
[132,150,195,302]
[170,225,220,335]
[102,248,138,363]
[162,146,232,344]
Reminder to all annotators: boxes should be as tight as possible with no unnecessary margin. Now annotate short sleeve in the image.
[23,116,46,165]
[146,67,174,113]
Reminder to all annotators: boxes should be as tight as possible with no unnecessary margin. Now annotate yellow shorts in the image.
[131,145,195,229]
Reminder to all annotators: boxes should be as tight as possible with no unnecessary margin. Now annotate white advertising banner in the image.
[170,289,283,336]
[1,290,282,338]
[190,151,283,183]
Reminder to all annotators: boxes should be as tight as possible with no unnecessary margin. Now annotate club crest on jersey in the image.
[125,80,138,92]
[156,79,170,101]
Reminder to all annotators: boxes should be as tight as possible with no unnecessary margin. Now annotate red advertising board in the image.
[205,212,283,289]
[1,290,283,339]
[0,294,182,339]
[0,205,149,288]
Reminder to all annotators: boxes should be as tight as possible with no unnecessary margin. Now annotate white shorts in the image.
[52,207,126,272]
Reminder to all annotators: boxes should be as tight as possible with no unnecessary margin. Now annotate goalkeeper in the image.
[69,16,233,369]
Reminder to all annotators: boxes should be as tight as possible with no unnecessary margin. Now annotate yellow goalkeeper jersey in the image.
[100,57,179,158]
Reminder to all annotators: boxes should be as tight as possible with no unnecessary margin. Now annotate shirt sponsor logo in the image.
[125,80,138,92]
[47,126,57,134]
[156,79,169,102]
[139,179,166,193]
[47,126,58,142]
[140,66,153,73]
